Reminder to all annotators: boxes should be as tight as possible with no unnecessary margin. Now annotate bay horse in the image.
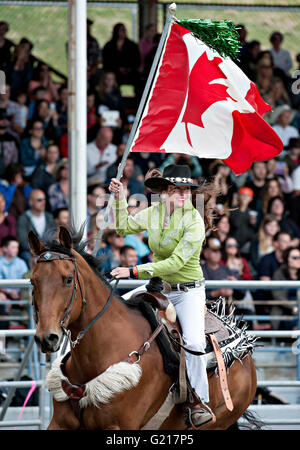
[28,226,257,430]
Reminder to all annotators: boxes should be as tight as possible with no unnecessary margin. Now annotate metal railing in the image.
[0,278,299,429]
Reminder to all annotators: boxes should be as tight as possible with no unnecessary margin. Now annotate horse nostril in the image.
[47,333,59,345]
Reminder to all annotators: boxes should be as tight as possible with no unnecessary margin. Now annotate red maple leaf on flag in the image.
[181,51,236,146]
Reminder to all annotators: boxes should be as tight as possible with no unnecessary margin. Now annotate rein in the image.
[34,250,119,348]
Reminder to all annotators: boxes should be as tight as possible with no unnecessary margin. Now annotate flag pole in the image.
[92,3,177,256]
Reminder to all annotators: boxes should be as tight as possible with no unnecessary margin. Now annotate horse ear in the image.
[59,226,72,249]
[28,230,46,255]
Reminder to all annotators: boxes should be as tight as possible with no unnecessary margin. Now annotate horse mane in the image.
[41,224,114,292]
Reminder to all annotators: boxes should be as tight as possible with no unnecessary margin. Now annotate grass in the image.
[1,3,299,76]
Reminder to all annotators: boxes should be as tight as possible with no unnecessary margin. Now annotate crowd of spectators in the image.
[0,17,300,344]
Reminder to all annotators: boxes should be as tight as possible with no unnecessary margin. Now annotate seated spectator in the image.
[0,236,28,335]
[283,138,300,174]
[210,160,237,207]
[229,187,257,252]
[221,236,255,316]
[236,24,248,56]
[87,90,98,131]
[221,236,253,280]
[266,159,293,194]
[7,41,33,96]
[48,158,69,212]
[0,193,17,251]
[87,17,102,70]
[271,105,299,147]
[238,39,261,81]
[96,71,125,120]
[118,245,139,296]
[201,237,245,304]
[143,32,161,80]
[210,214,231,245]
[87,180,108,234]
[124,232,150,264]
[0,84,24,139]
[250,213,280,275]
[87,126,117,183]
[32,99,61,142]
[102,23,140,93]
[255,55,276,102]
[139,23,156,74]
[159,153,203,179]
[269,31,293,77]
[119,156,145,197]
[96,228,124,274]
[20,119,48,176]
[56,85,68,135]
[288,166,300,226]
[245,161,267,211]
[256,230,292,317]
[0,236,28,304]
[258,231,291,281]
[265,77,291,110]
[0,108,19,178]
[28,63,58,103]
[31,142,60,209]
[260,177,284,217]
[53,207,69,228]
[14,90,28,135]
[106,143,143,184]
[271,246,300,330]
[0,163,32,219]
[27,86,48,121]
[0,21,13,72]
[267,196,300,246]
[17,189,55,266]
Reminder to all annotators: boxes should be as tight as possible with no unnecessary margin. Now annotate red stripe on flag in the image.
[224,81,282,174]
[131,24,189,153]
[224,110,283,174]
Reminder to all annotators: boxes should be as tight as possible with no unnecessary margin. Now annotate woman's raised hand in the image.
[109,178,125,201]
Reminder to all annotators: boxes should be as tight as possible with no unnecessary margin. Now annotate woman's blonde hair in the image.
[258,213,279,253]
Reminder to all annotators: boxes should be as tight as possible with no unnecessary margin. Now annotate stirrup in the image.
[185,401,216,429]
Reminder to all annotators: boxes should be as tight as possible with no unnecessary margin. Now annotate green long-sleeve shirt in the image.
[113,197,205,283]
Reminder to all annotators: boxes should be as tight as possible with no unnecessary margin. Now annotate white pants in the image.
[165,286,209,403]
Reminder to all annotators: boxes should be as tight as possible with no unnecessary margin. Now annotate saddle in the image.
[129,277,233,413]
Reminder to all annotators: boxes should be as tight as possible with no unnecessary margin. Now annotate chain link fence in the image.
[1,1,300,77]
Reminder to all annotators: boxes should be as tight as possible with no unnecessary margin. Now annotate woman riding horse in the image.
[109,164,216,427]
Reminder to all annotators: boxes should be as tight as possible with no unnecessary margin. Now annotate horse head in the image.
[28,227,85,353]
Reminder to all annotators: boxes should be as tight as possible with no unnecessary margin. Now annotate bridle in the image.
[33,250,118,348]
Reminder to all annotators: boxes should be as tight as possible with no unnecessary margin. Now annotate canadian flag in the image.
[130,23,283,175]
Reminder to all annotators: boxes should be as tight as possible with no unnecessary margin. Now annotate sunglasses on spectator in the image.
[226,243,238,248]
[35,198,46,202]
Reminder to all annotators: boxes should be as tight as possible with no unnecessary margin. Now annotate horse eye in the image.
[65,276,73,286]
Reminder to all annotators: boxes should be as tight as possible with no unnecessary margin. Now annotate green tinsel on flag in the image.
[175,19,241,60]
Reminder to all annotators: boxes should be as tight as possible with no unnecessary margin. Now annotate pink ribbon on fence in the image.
[14,380,37,430]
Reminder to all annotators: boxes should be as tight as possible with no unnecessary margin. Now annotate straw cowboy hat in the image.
[144,164,203,193]
[269,104,296,125]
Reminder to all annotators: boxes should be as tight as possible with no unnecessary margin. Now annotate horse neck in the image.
[67,255,139,382]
